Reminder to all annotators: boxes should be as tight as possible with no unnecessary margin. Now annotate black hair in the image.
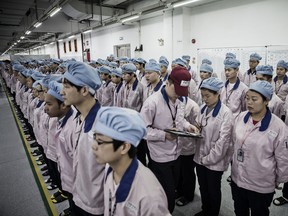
[112,139,137,159]
[200,87,218,95]
[249,89,267,101]
[262,74,272,81]
[63,78,82,91]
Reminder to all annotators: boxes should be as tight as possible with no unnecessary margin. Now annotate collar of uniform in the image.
[178,96,187,104]
[200,99,221,117]
[83,100,101,133]
[225,77,240,90]
[247,68,256,75]
[132,78,139,91]
[106,158,139,203]
[198,80,203,90]
[273,75,288,84]
[116,82,123,93]
[60,108,74,128]
[105,80,112,87]
[146,80,163,92]
[188,65,191,71]
[163,73,169,82]
[36,100,44,108]
[243,108,272,131]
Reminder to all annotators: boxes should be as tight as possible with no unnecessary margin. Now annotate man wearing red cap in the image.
[140,66,198,213]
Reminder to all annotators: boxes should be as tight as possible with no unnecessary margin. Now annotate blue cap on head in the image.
[250,53,262,61]
[47,81,64,102]
[64,61,101,94]
[52,58,61,64]
[225,53,236,59]
[249,80,273,100]
[256,65,273,76]
[41,75,51,88]
[277,60,288,70]
[200,63,213,73]
[111,68,123,77]
[159,56,167,61]
[174,58,187,68]
[135,58,146,64]
[202,58,212,65]
[200,77,224,92]
[94,107,146,147]
[145,60,160,73]
[119,57,130,63]
[109,62,118,68]
[12,64,25,73]
[224,58,240,68]
[182,55,191,62]
[121,63,137,73]
[32,80,42,88]
[31,71,46,81]
[159,58,169,68]
[99,65,112,75]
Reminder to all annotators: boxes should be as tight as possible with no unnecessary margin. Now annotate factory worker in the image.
[135,57,146,83]
[159,56,170,84]
[98,65,115,106]
[243,53,262,87]
[62,61,105,216]
[110,68,124,107]
[182,55,199,85]
[92,107,171,216]
[140,66,197,213]
[202,58,218,78]
[121,63,144,112]
[272,60,288,104]
[220,58,248,118]
[255,65,284,118]
[193,77,234,216]
[231,80,288,216]
[143,60,163,102]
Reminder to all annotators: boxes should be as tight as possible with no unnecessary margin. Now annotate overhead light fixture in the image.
[121,15,139,23]
[34,22,42,28]
[173,0,200,8]
[58,39,63,42]
[83,29,92,34]
[20,36,25,39]
[17,40,20,43]
[68,35,75,39]
[50,42,55,45]
[49,7,62,17]
[25,30,31,35]
[14,42,17,45]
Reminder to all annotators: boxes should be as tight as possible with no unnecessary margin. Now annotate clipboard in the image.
[164,129,203,138]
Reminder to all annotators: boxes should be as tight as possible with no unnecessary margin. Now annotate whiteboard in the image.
[197,46,288,81]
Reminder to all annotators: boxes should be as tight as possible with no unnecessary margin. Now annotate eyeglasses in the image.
[195,116,209,133]
[93,133,113,145]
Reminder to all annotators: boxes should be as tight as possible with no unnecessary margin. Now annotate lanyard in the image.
[225,88,234,104]
[165,100,177,128]
[74,118,83,150]
[109,190,117,216]
[240,122,259,149]
[274,80,284,94]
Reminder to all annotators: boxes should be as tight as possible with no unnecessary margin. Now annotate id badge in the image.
[237,149,244,162]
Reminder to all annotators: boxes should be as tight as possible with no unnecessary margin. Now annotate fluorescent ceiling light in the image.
[50,42,55,45]
[17,40,20,42]
[20,36,25,39]
[49,7,62,17]
[173,0,200,8]
[83,29,92,34]
[58,39,63,42]
[68,35,75,39]
[14,43,17,45]
[25,30,31,35]
[34,22,42,28]
[121,15,139,23]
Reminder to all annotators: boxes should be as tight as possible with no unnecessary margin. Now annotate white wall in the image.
[59,34,82,61]
[23,0,288,67]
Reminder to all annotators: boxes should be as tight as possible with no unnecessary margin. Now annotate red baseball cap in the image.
[169,66,191,96]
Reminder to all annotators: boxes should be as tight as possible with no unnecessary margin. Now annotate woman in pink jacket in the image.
[231,80,288,216]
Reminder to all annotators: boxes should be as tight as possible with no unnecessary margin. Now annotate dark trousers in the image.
[231,181,274,216]
[196,164,223,216]
[149,157,180,213]
[282,182,288,198]
[137,139,150,166]
[70,201,103,216]
[47,159,61,187]
[177,154,196,201]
